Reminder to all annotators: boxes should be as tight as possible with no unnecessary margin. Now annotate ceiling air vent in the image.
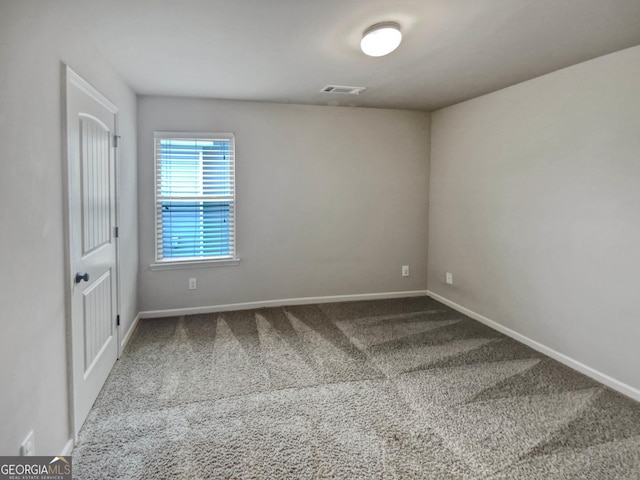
[321,85,367,95]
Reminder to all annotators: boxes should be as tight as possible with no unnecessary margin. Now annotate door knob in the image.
[75,272,90,284]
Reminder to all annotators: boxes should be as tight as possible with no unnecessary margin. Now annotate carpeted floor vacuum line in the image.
[73,296,640,479]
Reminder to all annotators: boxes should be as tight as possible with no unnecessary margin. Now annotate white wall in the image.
[428,46,640,393]
[0,2,138,454]
[138,97,430,312]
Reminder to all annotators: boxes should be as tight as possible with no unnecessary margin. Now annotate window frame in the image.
[150,131,239,270]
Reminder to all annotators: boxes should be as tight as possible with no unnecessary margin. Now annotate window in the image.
[154,132,236,264]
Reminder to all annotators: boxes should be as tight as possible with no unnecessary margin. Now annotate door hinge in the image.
[113,134,121,148]
[114,226,119,238]
[116,314,120,326]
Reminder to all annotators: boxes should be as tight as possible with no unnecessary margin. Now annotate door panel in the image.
[82,269,113,378]
[66,67,119,436]
[80,115,112,255]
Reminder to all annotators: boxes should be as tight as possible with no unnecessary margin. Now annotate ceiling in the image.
[62,0,640,111]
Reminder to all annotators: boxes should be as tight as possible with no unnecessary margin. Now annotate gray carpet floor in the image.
[73,296,640,479]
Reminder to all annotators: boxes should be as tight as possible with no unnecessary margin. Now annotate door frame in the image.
[62,65,122,441]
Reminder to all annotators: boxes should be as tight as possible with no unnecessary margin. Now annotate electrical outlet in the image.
[401,265,410,277]
[445,272,453,285]
[20,431,35,456]
[188,278,197,290]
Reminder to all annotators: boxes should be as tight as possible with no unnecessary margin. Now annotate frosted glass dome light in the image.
[360,22,402,57]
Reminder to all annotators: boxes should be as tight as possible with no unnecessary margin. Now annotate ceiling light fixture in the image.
[360,22,402,57]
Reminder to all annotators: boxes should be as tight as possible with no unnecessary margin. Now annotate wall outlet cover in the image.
[20,430,35,456]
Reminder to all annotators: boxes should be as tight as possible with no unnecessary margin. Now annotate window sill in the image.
[149,258,240,271]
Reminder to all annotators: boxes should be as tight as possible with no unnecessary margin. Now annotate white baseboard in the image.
[427,290,640,402]
[139,290,428,319]
[61,438,74,456]
[119,313,141,355]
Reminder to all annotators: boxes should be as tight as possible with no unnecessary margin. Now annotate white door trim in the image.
[63,65,121,442]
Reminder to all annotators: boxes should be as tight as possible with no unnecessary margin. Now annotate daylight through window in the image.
[154,132,235,262]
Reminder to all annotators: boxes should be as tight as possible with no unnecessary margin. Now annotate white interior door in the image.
[66,67,119,436]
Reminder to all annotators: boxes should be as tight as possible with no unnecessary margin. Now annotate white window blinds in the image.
[154,132,236,262]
